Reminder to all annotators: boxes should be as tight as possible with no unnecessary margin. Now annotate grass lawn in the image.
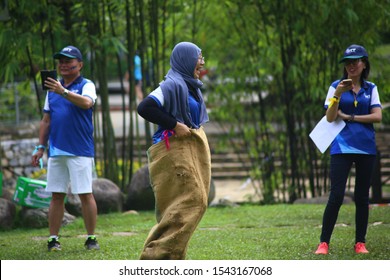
[0,204,389,260]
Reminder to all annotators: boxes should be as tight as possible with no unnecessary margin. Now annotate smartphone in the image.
[342,79,352,86]
[40,70,57,90]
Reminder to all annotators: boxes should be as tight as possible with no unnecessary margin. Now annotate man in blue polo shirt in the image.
[32,45,100,251]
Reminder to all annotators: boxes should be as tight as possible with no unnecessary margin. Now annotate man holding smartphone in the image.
[32,45,100,251]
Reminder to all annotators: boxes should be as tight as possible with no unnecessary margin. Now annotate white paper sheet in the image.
[309,116,346,153]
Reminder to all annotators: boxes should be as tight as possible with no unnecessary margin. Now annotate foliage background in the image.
[1,0,390,203]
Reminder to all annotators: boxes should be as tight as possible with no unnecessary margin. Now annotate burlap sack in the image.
[140,127,211,260]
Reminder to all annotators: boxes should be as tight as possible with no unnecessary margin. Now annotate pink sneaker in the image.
[315,242,329,255]
[354,242,369,254]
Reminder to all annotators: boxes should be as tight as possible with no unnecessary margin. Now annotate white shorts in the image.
[46,156,94,194]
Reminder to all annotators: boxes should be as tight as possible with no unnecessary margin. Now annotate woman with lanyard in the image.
[315,44,382,255]
[137,42,210,260]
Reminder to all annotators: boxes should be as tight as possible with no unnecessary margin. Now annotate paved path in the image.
[213,179,258,203]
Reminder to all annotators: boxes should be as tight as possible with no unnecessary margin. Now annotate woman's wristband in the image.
[328,96,340,108]
[35,145,46,151]
[348,114,355,122]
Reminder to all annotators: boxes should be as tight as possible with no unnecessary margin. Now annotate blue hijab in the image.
[159,42,209,128]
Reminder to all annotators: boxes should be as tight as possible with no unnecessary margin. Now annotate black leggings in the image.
[320,154,376,244]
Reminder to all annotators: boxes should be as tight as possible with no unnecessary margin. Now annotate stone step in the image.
[117,129,390,180]
[211,170,249,180]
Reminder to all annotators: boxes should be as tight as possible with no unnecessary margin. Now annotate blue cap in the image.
[53,45,83,61]
[339,44,368,63]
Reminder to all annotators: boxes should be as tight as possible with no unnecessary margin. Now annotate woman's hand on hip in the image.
[173,122,191,137]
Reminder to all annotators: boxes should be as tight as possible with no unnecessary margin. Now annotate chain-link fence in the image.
[0,82,43,128]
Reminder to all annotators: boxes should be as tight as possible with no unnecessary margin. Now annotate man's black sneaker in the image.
[85,236,100,250]
[48,238,61,252]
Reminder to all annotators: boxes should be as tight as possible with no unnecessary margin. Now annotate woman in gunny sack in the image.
[137,42,211,260]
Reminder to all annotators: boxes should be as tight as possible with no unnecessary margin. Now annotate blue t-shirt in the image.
[324,80,381,155]
[148,86,201,144]
[43,76,97,157]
